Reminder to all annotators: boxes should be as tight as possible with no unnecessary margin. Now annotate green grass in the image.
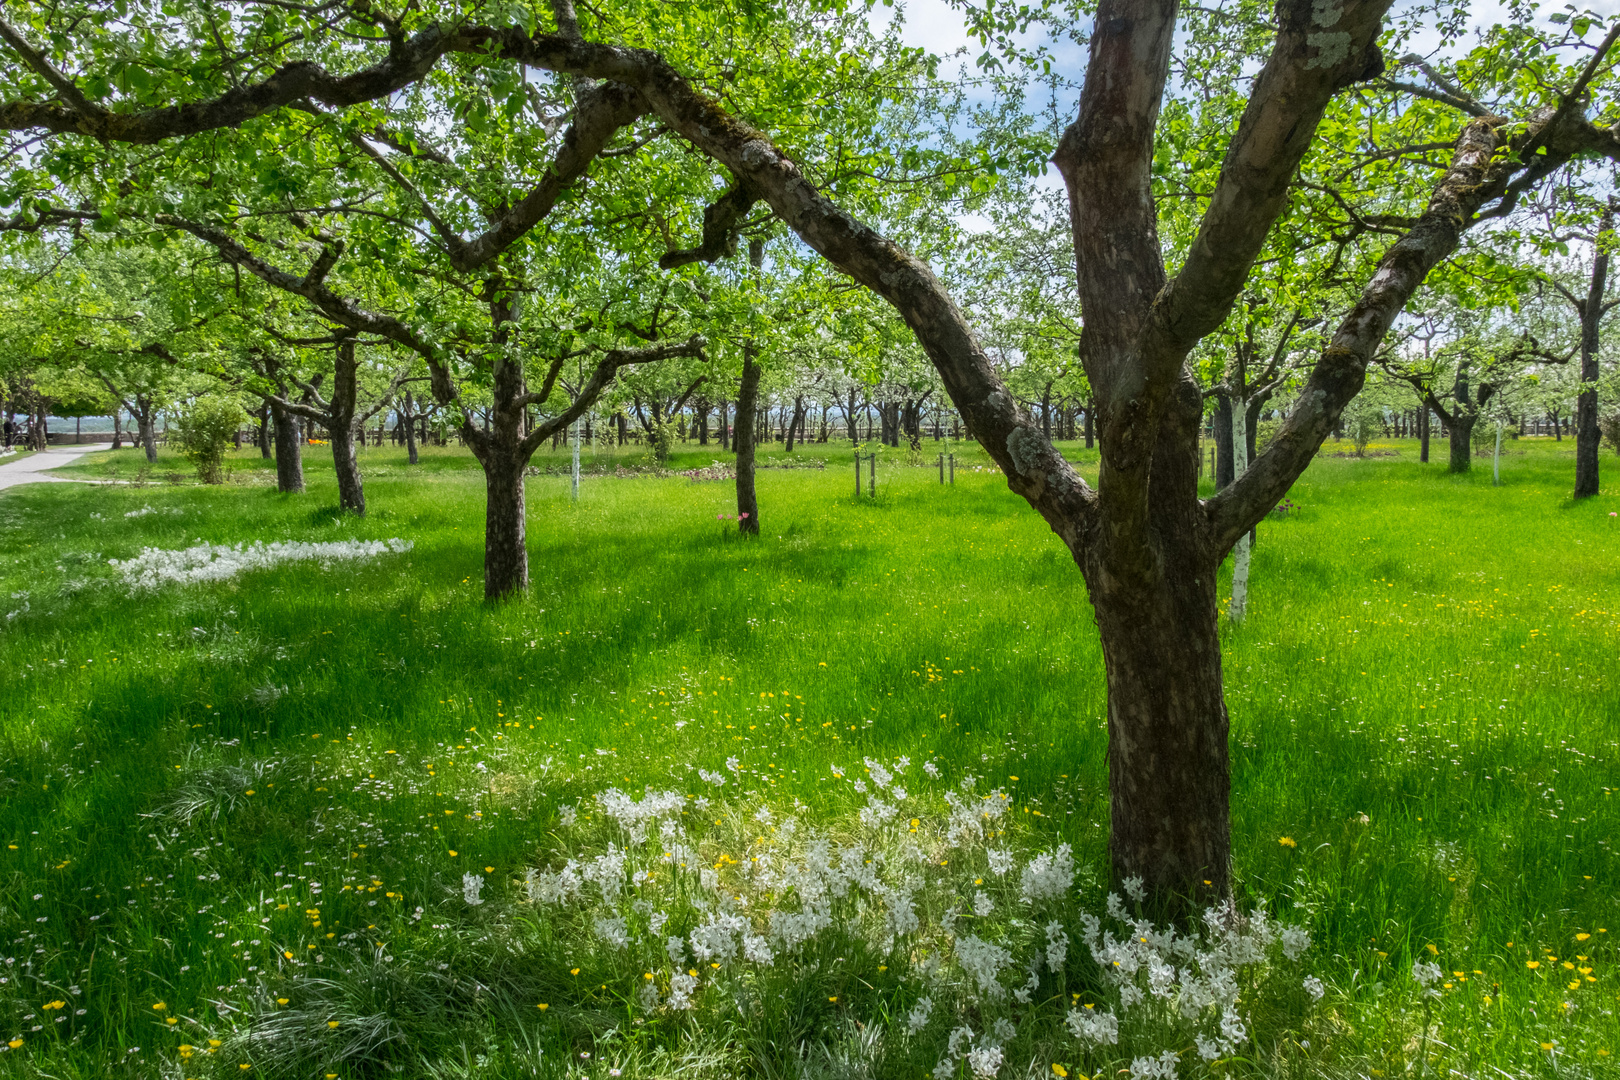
[0,435,1616,1078]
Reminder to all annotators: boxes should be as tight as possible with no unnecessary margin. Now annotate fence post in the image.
[948,453,954,484]
[855,451,862,497]
[938,452,944,484]
[868,452,875,497]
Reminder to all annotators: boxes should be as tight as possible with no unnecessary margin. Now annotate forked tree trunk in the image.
[735,345,761,536]
[271,401,304,493]
[1418,406,1430,462]
[111,410,123,449]
[328,342,366,514]
[784,394,805,451]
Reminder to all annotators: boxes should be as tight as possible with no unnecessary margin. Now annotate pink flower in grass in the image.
[739,512,749,519]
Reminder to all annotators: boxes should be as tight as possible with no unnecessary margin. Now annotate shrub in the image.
[173,395,247,483]
[1254,418,1280,455]
[1601,412,1620,455]
[1343,398,1380,457]
[645,421,674,465]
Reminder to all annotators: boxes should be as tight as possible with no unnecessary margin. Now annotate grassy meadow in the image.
[0,434,1616,1079]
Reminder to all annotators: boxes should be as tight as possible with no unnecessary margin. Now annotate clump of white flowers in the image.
[509,764,1325,1076]
[1412,959,1444,1000]
[461,872,484,907]
[109,538,413,591]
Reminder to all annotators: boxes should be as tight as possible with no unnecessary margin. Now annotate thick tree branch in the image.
[517,333,706,456]
[0,16,97,115]
[504,36,1097,547]
[0,21,462,142]
[1143,0,1391,376]
[156,213,463,412]
[1205,116,1518,551]
[1377,78,1489,117]
[347,81,645,272]
[658,177,759,269]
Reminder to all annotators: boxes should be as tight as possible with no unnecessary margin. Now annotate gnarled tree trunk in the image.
[135,402,158,463]
[1079,393,1233,896]
[482,451,529,599]
[270,400,304,493]
[403,391,420,464]
[328,341,366,514]
[1448,414,1476,473]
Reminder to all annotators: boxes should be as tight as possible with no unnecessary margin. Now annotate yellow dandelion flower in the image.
[276,998,288,1006]
[166,1017,178,1025]
[447,850,457,857]
[8,1039,22,1049]
[328,1021,339,1029]
[1279,836,1297,848]
[537,1004,549,1011]
[1053,1066,1069,1078]
[569,968,580,976]
[1526,961,1541,969]
[153,1002,167,1011]
[1577,933,1592,941]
